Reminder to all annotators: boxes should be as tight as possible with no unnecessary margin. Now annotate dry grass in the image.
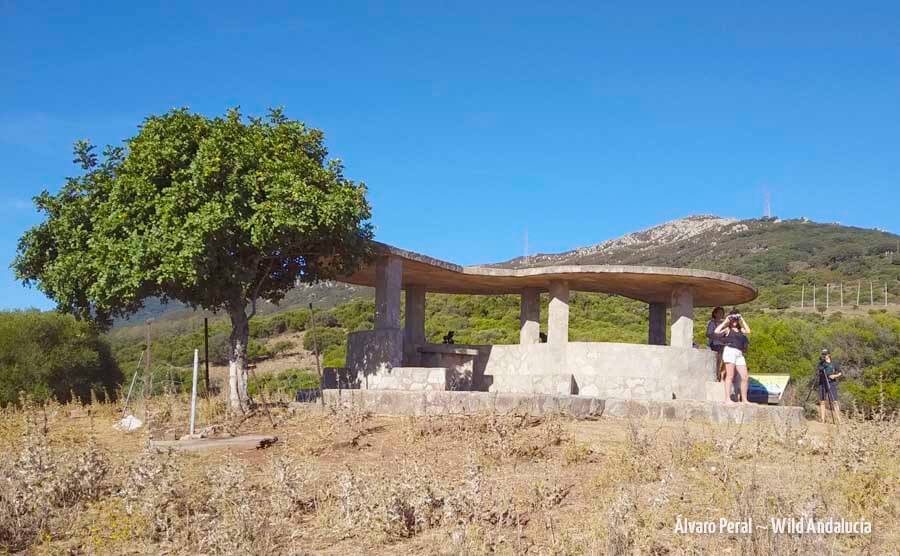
[0,396,898,555]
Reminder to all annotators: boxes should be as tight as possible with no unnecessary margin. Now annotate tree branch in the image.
[247,257,276,320]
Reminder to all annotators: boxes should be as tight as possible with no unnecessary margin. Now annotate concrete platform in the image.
[150,434,278,452]
[321,389,803,425]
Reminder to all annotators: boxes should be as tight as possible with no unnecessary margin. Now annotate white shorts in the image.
[722,346,746,366]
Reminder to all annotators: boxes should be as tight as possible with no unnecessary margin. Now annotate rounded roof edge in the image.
[350,242,758,306]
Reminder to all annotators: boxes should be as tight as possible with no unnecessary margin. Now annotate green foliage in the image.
[0,311,122,406]
[303,327,346,353]
[267,340,294,357]
[15,107,373,325]
[248,367,319,396]
[13,108,373,403]
[104,285,900,413]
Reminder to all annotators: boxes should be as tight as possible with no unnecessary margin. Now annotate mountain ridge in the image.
[494,215,899,291]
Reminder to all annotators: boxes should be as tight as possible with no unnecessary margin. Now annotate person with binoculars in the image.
[714,309,751,403]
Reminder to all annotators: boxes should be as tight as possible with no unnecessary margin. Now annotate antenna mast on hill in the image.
[523,227,529,259]
[764,190,772,218]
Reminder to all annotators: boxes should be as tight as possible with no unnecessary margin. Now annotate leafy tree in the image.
[14,108,372,411]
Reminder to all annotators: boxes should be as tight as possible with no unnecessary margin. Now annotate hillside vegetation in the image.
[501,216,900,310]
[100,292,900,414]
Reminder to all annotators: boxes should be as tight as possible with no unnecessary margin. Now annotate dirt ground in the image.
[1,395,897,555]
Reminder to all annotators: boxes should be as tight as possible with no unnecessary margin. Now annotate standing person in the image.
[706,307,726,381]
[715,310,752,403]
[816,349,843,424]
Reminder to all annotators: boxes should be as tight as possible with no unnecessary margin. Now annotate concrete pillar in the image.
[547,281,569,345]
[648,302,667,345]
[374,256,402,330]
[519,288,541,344]
[670,286,694,348]
[404,285,426,347]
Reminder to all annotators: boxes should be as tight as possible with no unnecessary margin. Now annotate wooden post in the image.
[870,281,874,306]
[203,317,210,394]
[857,280,861,306]
[826,283,830,310]
[144,319,153,397]
[886,284,889,306]
[801,284,805,308]
[840,283,844,307]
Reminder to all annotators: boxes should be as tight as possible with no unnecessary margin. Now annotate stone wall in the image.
[346,328,402,377]
[347,330,716,401]
[414,344,493,390]
[320,389,803,425]
[490,374,576,395]
[483,342,716,401]
[362,367,449,391]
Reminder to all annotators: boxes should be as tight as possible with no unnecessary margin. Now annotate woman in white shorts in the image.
[714,311,751,403]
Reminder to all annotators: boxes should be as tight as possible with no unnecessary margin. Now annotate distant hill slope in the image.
[116,215,899,327]
[113,282,370,328]
[497,215,900,291]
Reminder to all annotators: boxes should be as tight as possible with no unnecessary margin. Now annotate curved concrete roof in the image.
[339,242,757,307]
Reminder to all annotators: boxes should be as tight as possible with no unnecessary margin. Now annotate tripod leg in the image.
[804,381,815,403]
[825,384,837,426]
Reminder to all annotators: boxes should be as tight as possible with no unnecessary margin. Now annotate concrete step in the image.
[320,389,804,425]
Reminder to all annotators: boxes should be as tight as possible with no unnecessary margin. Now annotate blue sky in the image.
[2,1,899,310]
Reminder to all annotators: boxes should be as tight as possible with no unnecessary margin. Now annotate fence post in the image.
[189,349,199,436]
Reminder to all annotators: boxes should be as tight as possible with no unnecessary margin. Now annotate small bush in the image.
[248,368,319,396]
[303,327,346,353]
[267,340,294,357]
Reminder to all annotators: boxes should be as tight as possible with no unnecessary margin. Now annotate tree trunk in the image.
[228,307,250,412]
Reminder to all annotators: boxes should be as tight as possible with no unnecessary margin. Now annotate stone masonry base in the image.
[321,389,803,426]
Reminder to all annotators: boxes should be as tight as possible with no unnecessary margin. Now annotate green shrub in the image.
[303,327,346,353]
[0,311,122,405]
[248,367,319,396]
[267,340,294,357]
[323,344,347,368]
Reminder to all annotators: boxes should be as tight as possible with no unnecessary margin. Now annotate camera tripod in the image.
[804,365,839,425]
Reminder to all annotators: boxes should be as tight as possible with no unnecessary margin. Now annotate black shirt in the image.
[721,330,749,352]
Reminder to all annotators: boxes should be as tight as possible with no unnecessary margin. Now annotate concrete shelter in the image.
[332,242,757,402]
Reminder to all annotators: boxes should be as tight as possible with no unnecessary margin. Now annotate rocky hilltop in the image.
[500,215,746,268]
[496,215,899,290]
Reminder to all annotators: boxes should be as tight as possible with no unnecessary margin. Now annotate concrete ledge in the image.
[322,389,603,419]
[320,390,803,425]
[602,398,803,426]
[418,345,481,356]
